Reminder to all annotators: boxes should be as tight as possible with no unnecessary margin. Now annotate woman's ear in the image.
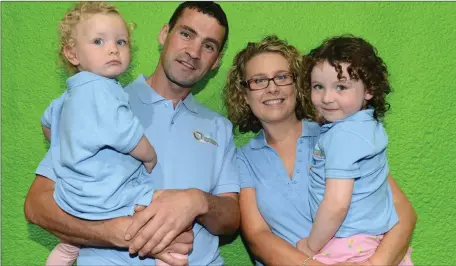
[63,45,80,66]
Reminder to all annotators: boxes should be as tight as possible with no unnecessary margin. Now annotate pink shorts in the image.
[313,234,413,265]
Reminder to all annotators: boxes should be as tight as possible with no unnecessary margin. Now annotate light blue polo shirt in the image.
[238,120,320,266]
[40,71,154,220]
[36,74,240,265]
[309,109,398,237]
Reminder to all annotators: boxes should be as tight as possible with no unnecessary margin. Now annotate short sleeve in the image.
[35,148,57,182]
[237,149,255,189]
[324,130,377,178]
[211,119,240,195]
[41,93,66,128]
[61,80,144,155]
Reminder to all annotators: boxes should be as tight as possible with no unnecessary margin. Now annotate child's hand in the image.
[144,160,156,174]
[296,237,316,256]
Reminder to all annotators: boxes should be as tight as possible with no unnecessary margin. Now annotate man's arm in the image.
[368,174,417,265]
[125,189,239,257]
[195,191,240,235]
[24,175,129,247]
[25,175,194,265]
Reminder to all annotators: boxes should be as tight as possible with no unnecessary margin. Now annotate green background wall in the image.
[2,2,456,265]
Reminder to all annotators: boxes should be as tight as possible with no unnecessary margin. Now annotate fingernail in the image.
[125,234,131,240]
[138,252,144,257]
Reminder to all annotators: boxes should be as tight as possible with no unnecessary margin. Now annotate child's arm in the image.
[306,178,354,254]
[129,136,157,173]
[41,94,66,142]
[42,125,51,141]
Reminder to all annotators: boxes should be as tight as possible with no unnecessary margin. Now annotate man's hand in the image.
[126,189,205,257]
[296,238,316,257]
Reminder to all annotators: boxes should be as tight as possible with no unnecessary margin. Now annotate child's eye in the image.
[117,39,128,46]
[312,84,323,90]
[94,38,103,45]
[336,85,347,91]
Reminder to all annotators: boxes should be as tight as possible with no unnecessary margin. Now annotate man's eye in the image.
[180,31,191,39]
[204,43,215,52]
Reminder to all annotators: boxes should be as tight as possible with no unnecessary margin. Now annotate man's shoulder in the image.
[123,75,147,95]
[194,101,226,120]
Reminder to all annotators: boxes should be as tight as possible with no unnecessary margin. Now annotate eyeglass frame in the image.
[240,72,297,91]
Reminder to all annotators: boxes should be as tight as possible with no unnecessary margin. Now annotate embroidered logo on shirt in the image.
[313,144,325,158]
[193,130,218,146]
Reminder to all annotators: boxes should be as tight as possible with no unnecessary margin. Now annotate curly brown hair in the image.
[303,35,392,121]
[223,35,314,134]
[58,2,135,74]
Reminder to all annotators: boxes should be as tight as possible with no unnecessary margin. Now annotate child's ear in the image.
[63,45,80,66]
[364,89,374,101]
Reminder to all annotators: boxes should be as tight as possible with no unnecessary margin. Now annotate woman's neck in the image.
[263,116,302,146]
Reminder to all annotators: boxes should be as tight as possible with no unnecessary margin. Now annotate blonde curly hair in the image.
[223,35,314,134]
[58,2,134,74]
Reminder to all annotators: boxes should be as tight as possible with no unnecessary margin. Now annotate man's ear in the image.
[63,45,79,66]
[158,24,170,46]
[210,53,222,70]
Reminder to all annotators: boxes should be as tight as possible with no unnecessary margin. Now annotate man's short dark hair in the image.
[168,1,229,52]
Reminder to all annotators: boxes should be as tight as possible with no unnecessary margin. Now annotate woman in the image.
[222,35,416,266]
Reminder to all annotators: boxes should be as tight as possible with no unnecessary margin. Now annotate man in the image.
[24,2,240,265]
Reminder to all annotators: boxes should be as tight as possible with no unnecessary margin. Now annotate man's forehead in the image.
[173,8,225,41]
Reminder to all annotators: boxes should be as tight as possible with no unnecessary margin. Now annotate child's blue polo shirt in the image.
[309,109,398,237]
[40,71,154,220]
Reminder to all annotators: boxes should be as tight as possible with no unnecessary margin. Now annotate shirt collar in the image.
[136,75,198,113]
[67,71,116,89]
[321,108,375,133]
[250,120,320,150]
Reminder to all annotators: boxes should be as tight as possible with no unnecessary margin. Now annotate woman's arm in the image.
[241,188,327,265]
[368,174,417,265]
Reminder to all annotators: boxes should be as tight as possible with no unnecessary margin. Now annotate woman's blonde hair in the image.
[58,2,134,74]
[223,35,314,134]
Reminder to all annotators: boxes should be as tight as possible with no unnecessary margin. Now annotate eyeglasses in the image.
[241,73,296,91]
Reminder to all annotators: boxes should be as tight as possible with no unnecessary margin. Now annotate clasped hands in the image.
[124,189,204,266]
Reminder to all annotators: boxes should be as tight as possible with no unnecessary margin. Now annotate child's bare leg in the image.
[46,242,80,266]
